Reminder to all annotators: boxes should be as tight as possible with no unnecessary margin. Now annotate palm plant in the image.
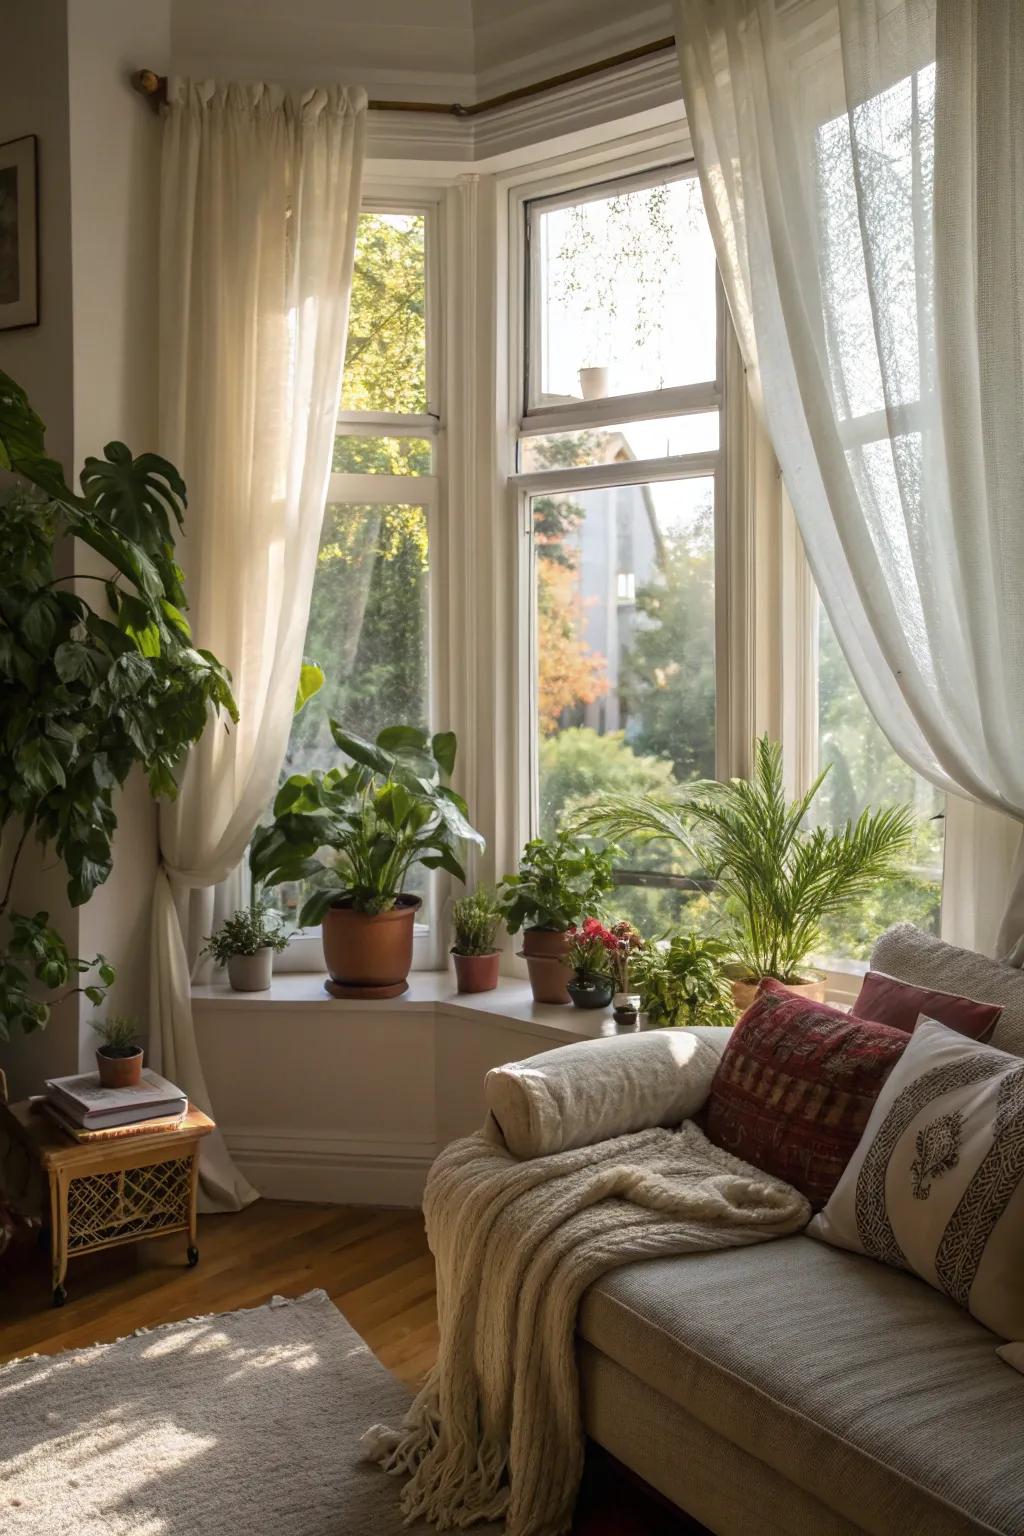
[571,736,916,984]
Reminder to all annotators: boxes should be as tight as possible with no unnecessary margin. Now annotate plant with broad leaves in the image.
[0,912,114,1043]
[249,723,483,924]
[0,369,237,1039]
[498,832,616,934]
[631,933,736,1028]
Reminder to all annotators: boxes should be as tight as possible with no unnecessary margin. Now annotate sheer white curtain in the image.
[150,80,366,1208]
[675,0,1024,958]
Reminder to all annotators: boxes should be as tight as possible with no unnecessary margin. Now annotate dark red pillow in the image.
[704,980,909,1208]
[850,971,1001,1041]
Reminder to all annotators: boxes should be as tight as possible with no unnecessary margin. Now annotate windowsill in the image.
[191,971,628,1044]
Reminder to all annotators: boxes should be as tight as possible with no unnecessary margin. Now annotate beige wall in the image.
[1,0,169,1097]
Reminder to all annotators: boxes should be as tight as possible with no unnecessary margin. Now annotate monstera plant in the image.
[0,371,237,1040]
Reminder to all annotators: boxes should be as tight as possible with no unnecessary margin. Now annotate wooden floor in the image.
[0,1199,699,1535]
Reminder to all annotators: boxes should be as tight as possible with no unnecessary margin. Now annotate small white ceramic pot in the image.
[578,365,610,400]
[227,948,274,992]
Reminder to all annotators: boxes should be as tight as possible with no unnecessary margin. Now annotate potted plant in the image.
[250,723,483,999]
[572,736,915,1009]
[0,370,236,1043]
[201,904,289,992]
[607,919,644,1024]
[498,833,615,1004]
[450,888,503,994]
[631,934,736,1029]
[92,1015,144,1087]
[565,918,615,1009]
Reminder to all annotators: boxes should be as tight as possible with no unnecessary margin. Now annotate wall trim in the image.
[224,1127,436,1206]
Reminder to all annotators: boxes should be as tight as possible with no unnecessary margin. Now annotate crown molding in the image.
[365,47,685,170]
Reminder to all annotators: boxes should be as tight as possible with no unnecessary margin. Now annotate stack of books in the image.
[42,1071,188,1142]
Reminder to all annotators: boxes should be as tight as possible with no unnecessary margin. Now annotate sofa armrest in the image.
[485,1026,729,1159]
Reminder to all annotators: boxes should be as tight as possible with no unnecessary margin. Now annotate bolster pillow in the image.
[485,1026,729,1159]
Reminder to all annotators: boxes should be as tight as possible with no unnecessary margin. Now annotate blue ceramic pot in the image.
[567,973,614,1009]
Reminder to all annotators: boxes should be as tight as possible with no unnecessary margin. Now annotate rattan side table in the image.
[2,1100,214,1306]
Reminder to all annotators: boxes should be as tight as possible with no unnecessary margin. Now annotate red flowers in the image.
[566,917,643,983]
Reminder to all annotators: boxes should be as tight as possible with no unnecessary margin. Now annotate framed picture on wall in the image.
[0,135,38,331]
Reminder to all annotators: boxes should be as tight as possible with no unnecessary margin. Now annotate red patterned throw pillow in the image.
[704,980,910,1208]
[850,971,1001,1041]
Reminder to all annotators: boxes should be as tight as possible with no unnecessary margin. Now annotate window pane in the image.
[530,174,717,406]
[333,435,432,474]
[341,212,426,415]
[275,502,430,931]
[534,476,716,934]
[814,604,943,960]
[519,413,718,473]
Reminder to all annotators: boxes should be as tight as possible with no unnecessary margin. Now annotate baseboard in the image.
[223,1127,434,1206]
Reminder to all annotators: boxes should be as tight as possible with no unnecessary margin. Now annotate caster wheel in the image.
[187,1246,199,1267]
[52,1284,67,1308]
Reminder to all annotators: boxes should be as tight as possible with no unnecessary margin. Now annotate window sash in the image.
[524,160,716,417]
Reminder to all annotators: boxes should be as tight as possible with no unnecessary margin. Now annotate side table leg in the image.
[186,1145,200,1268]
[49,1172,68,1307]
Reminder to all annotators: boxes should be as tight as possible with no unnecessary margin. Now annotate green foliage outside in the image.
[0,371,236,1039]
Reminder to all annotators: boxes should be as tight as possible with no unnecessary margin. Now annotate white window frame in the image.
[508,155,733,890]
[277,192,449,973]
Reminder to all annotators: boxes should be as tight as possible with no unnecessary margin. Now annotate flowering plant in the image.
[566,917,642,986]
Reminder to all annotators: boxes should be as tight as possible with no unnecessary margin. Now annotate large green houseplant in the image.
[0,371,237,1040]
[572,736,915,1000]
[250,722,482,998]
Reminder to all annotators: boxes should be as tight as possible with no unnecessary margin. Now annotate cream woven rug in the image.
[0,1289,459,1535]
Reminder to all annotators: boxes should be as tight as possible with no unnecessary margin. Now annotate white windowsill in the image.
[191,971,631,1045]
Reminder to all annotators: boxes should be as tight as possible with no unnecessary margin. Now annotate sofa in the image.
[572,925,1024,1536]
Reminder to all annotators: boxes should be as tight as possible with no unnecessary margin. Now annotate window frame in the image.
[509,155,734,895]
[276,192,449,973]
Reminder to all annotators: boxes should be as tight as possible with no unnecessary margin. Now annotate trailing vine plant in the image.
[0,371,237,1041]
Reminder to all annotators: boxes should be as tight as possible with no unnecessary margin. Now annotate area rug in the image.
[0,1288,471,1535]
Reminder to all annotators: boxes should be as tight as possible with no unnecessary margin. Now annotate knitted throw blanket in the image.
[363,1118,810,1535]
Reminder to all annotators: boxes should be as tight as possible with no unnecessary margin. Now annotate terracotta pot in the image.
[451,949,501,994]
[96,1047,143,1088]
[322,895,421,999]
[520,951,572,1005]
[522,927,571,961]
[730,972,828,1014]
[227,948,273,992]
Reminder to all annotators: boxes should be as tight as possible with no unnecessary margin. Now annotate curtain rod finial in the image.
[132,69,167,107]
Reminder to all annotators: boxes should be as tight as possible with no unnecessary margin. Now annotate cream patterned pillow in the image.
[810,1017,1024,1340]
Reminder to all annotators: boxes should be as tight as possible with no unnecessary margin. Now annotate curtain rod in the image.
[131,37,676,118]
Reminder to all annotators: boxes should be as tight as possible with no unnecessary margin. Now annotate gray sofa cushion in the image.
[871,924,1024,1056]
[579,1235,1024,1536]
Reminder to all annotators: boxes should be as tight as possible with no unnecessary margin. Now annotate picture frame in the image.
[0,135,39,331]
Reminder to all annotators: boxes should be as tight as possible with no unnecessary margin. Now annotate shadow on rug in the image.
[0,1288,470,1535]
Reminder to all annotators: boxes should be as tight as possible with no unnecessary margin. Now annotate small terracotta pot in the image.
[520,951,572,1005]
[451,949,501,994]
[522,927,571,961]
[730,972,828,1014]
[227,948,273,992]
[322,895,421,999]
[96,1047,143,1088]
